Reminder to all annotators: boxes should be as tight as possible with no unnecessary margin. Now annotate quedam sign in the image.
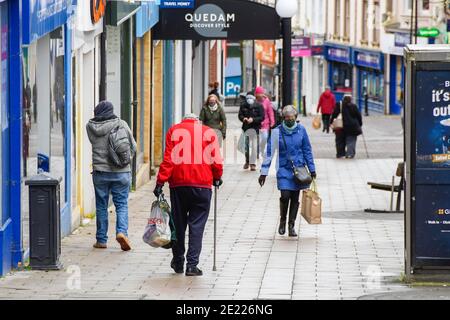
[153,0,282,40]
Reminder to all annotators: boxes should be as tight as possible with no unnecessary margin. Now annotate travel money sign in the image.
[152,0,282,40]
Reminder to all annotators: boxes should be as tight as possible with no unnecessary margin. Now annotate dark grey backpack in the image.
[108,122,132,168]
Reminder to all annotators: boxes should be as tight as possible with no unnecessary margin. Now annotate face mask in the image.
[247,98,255,105]
[209,102,216,107]
[284,119,296,128]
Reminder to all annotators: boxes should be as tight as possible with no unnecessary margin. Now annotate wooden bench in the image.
[365,162,404,213]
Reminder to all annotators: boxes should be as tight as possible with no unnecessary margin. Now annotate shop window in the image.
[361,69,384,103]
[22,28,67,249]
[332,62,353,93]
[72,55,77,211]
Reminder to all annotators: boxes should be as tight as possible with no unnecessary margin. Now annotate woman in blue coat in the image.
[258,105,317,237]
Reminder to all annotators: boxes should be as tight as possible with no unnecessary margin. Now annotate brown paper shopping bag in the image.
[301,180,322,225]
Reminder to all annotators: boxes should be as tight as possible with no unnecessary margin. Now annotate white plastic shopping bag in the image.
[143,195,172,248]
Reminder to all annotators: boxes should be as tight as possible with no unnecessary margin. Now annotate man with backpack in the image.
[153,113,223,276]
[86,101,137,251]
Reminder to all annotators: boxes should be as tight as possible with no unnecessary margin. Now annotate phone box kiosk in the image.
[405,45,450,279]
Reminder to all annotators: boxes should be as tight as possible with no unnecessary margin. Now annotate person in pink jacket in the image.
[255,86,275,158]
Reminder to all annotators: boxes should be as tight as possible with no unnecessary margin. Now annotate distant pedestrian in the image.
[86,101,137,251]
[258,105,317,237]
[153,114,223,277]
[209,81,223,102]
[199,94,227,146]
[238,92,265,171]
[255,86,276,157]
[331,95,363,159]
[317,86,336,134]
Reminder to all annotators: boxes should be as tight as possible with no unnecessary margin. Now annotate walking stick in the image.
[362,133,370,159]
[213,185,218,271]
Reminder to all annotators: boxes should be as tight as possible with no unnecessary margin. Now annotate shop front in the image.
[324,43,353,102]
[353,48,385,114]
[380,31,411,115]
[0,0,12,275]
[21,0,75,252]
[135,1,159,188]
[255,40,276,98]
[72,0,106,221]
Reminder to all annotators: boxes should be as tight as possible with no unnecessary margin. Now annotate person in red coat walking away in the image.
[317,86,336,134]
[153,113,223,277]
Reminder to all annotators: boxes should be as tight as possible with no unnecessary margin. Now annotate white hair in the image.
[282,105,298,117]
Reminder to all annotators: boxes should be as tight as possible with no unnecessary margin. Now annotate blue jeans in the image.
[92,171,131,244]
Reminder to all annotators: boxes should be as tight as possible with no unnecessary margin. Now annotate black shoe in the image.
[288,223,298,237]
[171,259,184,274]
[186,266,203,277]
[278,222,286,235]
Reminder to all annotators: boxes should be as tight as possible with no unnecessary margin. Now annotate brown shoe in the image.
[93,242,107,249]
[243,163,250,170]
[116,233,131,251]
[250,164,257,171]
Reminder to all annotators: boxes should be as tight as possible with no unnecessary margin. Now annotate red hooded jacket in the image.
[317,90,336,115]
[157,119,223,189]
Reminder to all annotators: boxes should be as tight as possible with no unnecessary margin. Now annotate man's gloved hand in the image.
[258,175,267,187]
[213,179,223,188]
[153,183,164,198]
[311,172,317,179]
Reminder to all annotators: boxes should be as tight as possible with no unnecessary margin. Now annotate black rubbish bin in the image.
[25,173,62,270]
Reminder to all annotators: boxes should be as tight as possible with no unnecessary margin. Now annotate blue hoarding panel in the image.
[136,1,159,38]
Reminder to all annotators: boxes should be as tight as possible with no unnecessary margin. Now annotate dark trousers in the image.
[280,190,301,223]
[322,114,331,133]
[335,131,358,158]
[170,187,212,268]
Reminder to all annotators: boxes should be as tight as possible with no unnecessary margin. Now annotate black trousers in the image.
[280,190,301,223]
[322,114,331,133]
[335,131,357,158]
[170,187,212,268]
[335,131,346,158]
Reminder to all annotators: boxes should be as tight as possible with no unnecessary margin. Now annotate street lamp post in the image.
[276,0,298,108]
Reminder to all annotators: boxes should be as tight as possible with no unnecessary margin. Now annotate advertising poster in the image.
[416,67,450,168]
[414,62,450,263]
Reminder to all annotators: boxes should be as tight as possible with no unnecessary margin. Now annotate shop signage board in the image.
[417,27,440,38]
[23,0,75,44]
[153,0,282,40]
[404,45,450,278]
[255,40,276,65]
[225,76,241,97]
[354,50,383,70]
[291,37,311,57]
[160,0,195,8]
[325,44,351,64]
[136,1,160,37]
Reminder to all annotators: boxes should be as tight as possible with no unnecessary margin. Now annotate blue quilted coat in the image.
[261,124,316,191]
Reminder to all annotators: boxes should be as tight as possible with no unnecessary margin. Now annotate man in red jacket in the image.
[154,114,223,276]
[317,86,336,134]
